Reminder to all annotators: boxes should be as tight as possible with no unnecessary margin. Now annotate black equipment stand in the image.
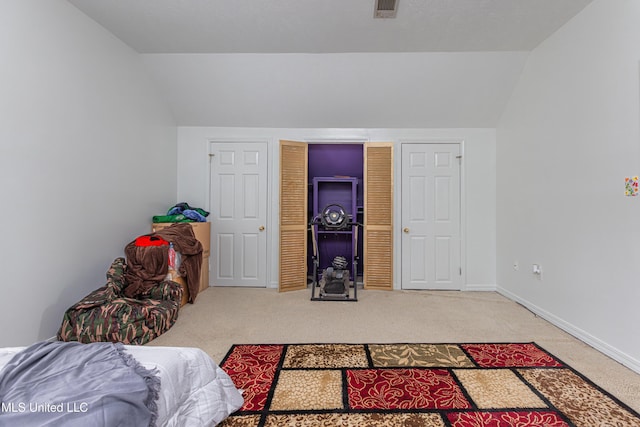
[309,217,359,302]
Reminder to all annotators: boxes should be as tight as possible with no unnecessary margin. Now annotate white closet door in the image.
[209,142,268,287]
[401,143,462,290]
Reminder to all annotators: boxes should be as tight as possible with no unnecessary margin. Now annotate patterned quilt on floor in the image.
[218,342,640,427]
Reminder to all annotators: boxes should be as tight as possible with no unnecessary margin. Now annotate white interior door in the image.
[209,142,268,287]
[401,143,462,290]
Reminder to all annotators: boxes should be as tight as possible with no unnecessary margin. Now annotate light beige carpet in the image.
[147,287,640,413]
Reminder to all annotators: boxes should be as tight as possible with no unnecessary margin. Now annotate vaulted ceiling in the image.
[65,0,594,127]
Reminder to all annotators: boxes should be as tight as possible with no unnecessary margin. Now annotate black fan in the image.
[321,203,348,229]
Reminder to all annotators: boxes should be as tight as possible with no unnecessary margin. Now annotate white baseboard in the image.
[497,286,640,375]
[465,283,497,291]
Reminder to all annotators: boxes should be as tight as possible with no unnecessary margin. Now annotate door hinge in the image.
[459,267,462,275]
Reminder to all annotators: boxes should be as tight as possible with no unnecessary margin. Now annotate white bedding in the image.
[0,345,243,427]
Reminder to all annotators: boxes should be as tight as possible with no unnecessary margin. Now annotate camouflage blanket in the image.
[0,341,160,427]
[57,258,182,345]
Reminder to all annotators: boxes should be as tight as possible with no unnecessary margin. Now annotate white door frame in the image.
[207,139,270,287]
[399,140,466,290]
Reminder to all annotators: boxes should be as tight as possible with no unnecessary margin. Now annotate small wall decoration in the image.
[625,176,639,196]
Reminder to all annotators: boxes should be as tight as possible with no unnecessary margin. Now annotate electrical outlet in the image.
[532,264,542,277]
[513,261,519,271]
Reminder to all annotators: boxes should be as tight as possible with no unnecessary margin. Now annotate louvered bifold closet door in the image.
[364,142,394,290]
[279,140,308,292]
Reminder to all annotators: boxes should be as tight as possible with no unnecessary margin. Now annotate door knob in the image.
[259,226,265,231]
[403,227,410,233]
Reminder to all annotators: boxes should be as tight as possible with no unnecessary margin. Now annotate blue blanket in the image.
[0,341,160,427]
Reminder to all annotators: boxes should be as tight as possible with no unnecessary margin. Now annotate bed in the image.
[0,343,243,426]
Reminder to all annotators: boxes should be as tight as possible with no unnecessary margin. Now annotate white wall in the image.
[177,127,496,291]
[159,50,508,293]
[497,0,640,371]
[0,0,177,346]
[143,52,528,128]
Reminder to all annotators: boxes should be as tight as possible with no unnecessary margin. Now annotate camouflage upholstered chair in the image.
[57,257,183,345]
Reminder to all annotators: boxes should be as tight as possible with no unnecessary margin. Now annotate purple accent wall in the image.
[307,144,364,279]
[313,177,357,216]
[308,144,363,207]
[308,144,363,179]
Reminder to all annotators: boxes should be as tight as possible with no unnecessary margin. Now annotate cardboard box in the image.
[152,222,211,296]
[152,222,211,258]
[200,256,209,292]
[172,275,189,307]
[170,264,207,305]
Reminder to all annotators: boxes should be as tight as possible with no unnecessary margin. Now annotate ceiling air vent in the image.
[374,0,398,18]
